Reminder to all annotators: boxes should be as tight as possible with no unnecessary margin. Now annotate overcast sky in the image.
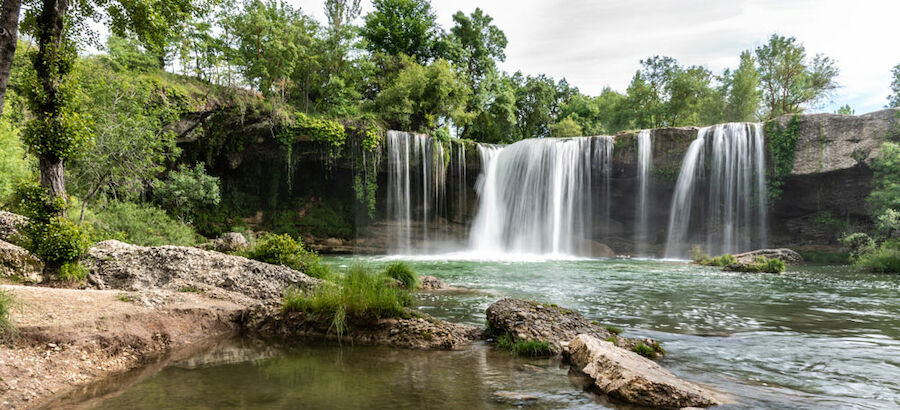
[294,0,900,114]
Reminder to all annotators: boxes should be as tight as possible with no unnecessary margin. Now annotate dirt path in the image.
[0,285,245,409]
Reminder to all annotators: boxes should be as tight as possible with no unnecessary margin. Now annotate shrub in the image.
[694,250,736,267]
[22,216,89,267]
[0,289,14,339]
[281,264,413,335]
[632,341,666,359]
[152,163,221,223]
[604,325,624,335]
[58,262,87,282]
[855,244,900,273]
[841,232,876,259]
[496,333,555,357]
[729,256,786,273]
[246,233,331,279]
[84,201,199,246]
[381,262,419,290]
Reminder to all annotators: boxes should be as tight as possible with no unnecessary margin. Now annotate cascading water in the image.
[635,130,652,256]
[468,136,614,257]
[663,123,768,259]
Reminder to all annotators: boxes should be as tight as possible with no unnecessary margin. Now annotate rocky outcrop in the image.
[86,240,320,302]
[208,232,250,253]
[0,240,42,282]
[243,304,482,350]
[418,275,450,290]
[732,248,803,264]
[0,211,27,242]
[566,334,721,408]
[485,298,659,356]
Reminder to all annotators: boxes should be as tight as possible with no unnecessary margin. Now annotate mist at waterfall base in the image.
[383,124,769,261]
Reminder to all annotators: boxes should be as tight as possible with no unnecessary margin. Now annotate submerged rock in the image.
[485,298,658,356]
[87,240,320,301]
[0,211,27,242]
[732,248,803,264]
[0,239,42,282]
[566,334,721,408]
[243,304,482,350]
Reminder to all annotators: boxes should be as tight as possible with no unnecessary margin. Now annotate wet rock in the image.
[210,232,250,253]
[732,248,803,264]
[418,275,449,290]
[566,334,721,408]
[491,391,540,404]
[0,211,27,243]
[87,240,320,301]
[0,239,42,282]
[485,298,656,356]
[243,304,482,350]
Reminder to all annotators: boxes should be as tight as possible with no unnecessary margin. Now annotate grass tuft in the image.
[632,341,666,358]
[604,324,624,335]
[496,333,555,357]
[0,289,15,339]
[381,262,419,290]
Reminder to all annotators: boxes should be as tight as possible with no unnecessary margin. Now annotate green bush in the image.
[604,325,624,335]
[0,119,32,204]
[694,249,736,267]
[0,288,14,339]
[855,244,900,273]
[841,232,876,259]
[729,256,786,273]
[496,333,555,357]
[84,201,199,246]
[58,262,87,282]
[798,250,851,264]
[381,262,419,290]
[246,233,331,279]
[23,216,89,266]
[632,341,666,359]
[152,163,221,223]
[281,264,413,335]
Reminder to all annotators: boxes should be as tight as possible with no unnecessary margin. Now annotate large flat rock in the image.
[0,239,42,283]
[567,334,721,408]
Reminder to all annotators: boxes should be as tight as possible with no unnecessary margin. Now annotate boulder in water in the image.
[566,334,721,408]
[732,248,803,264]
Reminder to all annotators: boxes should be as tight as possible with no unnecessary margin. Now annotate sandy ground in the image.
[0,284,245,409]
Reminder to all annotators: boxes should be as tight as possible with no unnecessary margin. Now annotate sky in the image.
[294,0,900,114]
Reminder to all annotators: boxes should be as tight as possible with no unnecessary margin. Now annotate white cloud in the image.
[287,0,900,113]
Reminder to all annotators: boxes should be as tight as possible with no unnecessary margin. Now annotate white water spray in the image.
[635,130,652,256]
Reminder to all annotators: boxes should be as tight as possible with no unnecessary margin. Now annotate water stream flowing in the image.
[635,130,652,257]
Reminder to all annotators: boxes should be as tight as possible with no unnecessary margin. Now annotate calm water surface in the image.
[75,258,900,409]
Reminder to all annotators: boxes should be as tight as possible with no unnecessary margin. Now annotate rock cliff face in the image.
[174,108,898,253]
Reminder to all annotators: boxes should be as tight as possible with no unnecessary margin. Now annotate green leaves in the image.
[376,56,469,131]
[755,34,839,118]
[362,0,442,64]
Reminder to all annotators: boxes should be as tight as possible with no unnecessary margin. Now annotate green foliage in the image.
[496,333,555,357]
[755,34,839,118]
[280,112,347,149]
[692,247,736,267]
[281,264,414,335]
[381,262,419,290]
[632,341,665,359]
[736,257,786,273]
[841,232,876,259]
[876,209,900,238]
[58,261,87,282]
[798,250,851,264]
[0,289,14,339]
[105,35,160,73]
[888,63,900,108]
[21,216,89,266]
[362,0,442,63]
[604,325,624,335]
[0,119,32,204]
[765,115,801,200]
[854,243,900,273]
[246,233,331,279]
[836,104,855,115]
[83,201,198,246]
[152,163,221,223]
[868,141,900,219]
[549,116,583,138]
[623,56,715,128]
[376,56,470,131]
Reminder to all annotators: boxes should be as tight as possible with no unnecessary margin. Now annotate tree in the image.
[361,0,441,64]
[512,73,559,139]
[889,63,900,108]
[153,163,221,223]
[549,116,582,138]
[755,34,839,118]
[465,72,518,143]
[0,0,21,116]
[375,57,469,131]
[836,104,854,115]
[724,50,761,122]
[446,8,507,87]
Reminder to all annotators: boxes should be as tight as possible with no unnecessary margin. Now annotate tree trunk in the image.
[0,0,21,117]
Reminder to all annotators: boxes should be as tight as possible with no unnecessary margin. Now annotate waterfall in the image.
[468,136,614,256]
[635,130,652,256]
[663,123,768,259]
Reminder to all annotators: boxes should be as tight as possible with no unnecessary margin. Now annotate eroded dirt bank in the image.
[0,285,244,409]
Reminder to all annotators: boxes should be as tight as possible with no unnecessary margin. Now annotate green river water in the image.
[60,258,899,409]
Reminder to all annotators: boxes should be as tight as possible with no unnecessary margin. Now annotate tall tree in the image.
[724,50,761,122]
[755,34,839,118]
[361,0,441,64]
[446,8,506,87]
[889,63,900,108]
[0,0,21,116]
[375,56,469,131]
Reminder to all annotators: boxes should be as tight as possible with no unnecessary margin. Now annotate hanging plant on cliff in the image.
[764,114,800,201]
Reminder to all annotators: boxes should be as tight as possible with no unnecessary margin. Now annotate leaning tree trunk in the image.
[0,0,21,116]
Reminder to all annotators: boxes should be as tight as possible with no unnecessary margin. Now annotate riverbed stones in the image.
[0,211,27,242]
[87,240,320,301]
[732,248,803,264]
[485,298,657,356]
[0,239,42,282]
[566,334,721,408]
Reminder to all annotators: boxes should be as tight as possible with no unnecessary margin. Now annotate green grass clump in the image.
[692,247,736,267]
[246,233,332,279]
[855,244,900,273]
[632,341,665,358]
[281,264,413,335]
[381,262,419,290]
[82,200,199,246]
[730,256,786,273]
[496,333,555,357]
[58,262,87,282]
[604,325,624,335]
[798,250,851,264]
[0,289,15,339]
